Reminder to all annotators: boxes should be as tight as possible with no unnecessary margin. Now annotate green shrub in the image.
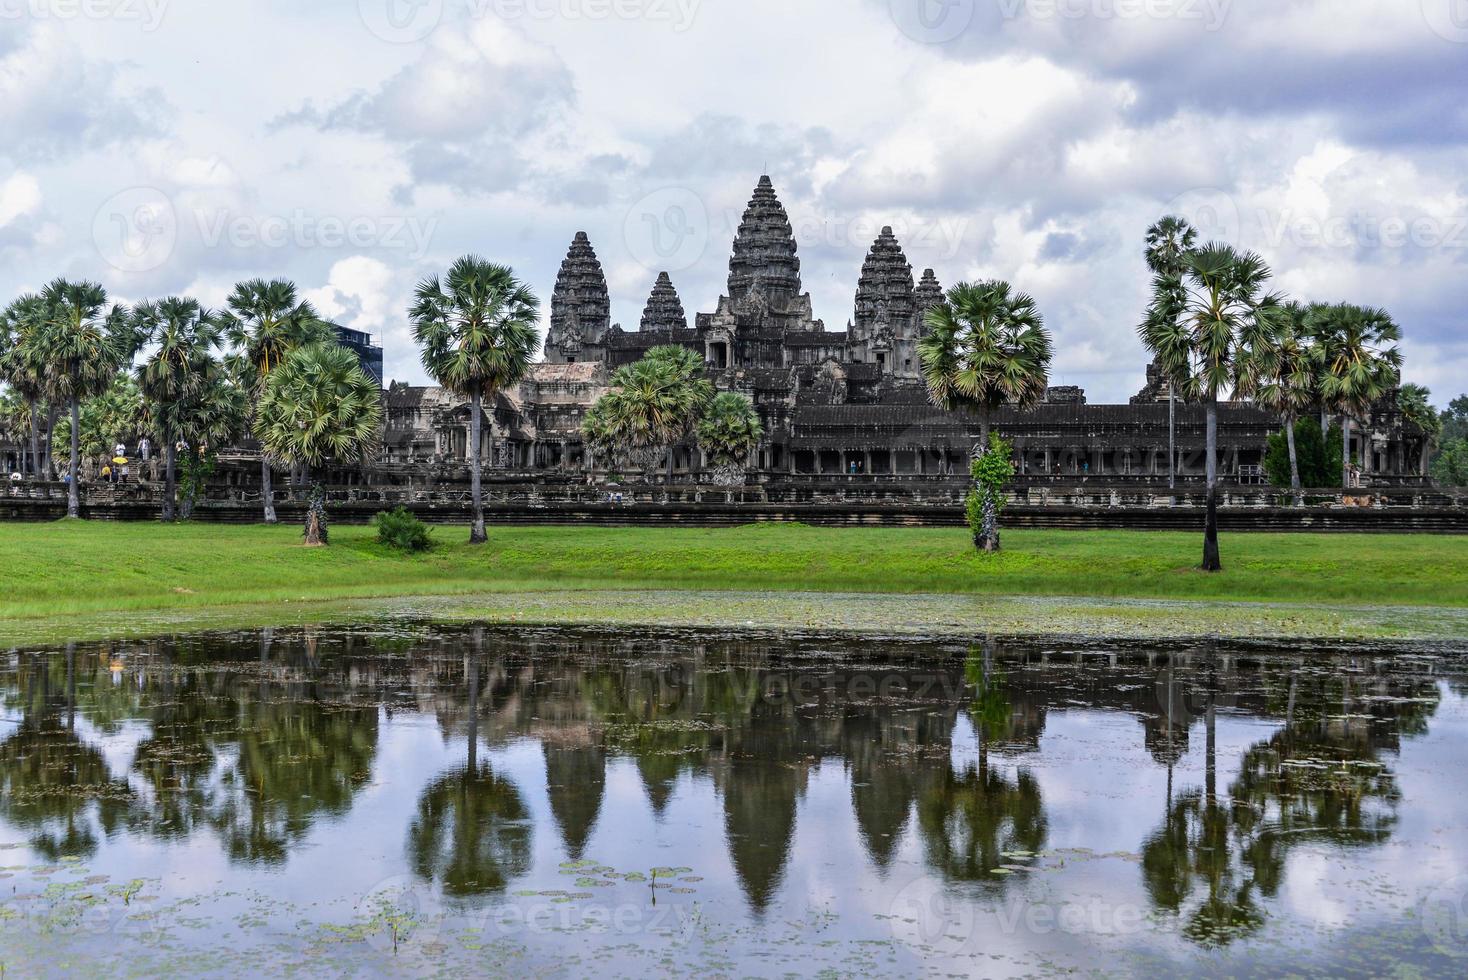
[1264,418,1343,488]
[375,506,433,552]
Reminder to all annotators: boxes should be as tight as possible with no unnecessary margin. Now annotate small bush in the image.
[375,506,433,552]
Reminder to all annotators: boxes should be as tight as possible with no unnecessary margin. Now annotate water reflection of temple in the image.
[0,628,1450,936]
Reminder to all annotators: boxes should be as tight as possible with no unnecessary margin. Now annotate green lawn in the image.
[0,521,1465,646]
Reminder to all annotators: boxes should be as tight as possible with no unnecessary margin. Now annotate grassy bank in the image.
[0,521,1464,644]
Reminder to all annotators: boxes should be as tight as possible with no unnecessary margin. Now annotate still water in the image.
[2,626,1466,977]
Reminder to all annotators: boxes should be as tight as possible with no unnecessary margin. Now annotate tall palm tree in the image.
[135,298,225,521]
[1397,383,1440,478]
[224,279,333,524]
[1140,244,1282,572]
[1251,301,1317,506]
[254,343,382,546]
[696,392,764,487]
[0,295,50,477]
[594,353,714,482]
[919,279,1053,552]
[643,344,714,480]
[1307,304,1402,488]
[36,280,130,518]
[1145,216,1199,491]
[410,257,539,544]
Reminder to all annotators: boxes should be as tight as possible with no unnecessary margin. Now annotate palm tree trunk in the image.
[66,397,81,518]
[1202,399,1221,572]
[1342,415,1352,489]
[27,404,40,478]
[469,389,486,544]
[163,434,177,522]
[44,404,59,478]
[303,473,327,546]
[1167,388,1176,491]
[261,456,277,524]
[974,410,1000,553]
[1284,413,1302,507]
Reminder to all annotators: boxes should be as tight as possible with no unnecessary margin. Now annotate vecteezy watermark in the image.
[1419,874,1468,958]
[888,876,1160,952]
[1421,0,1468,43]
[996,0,1231,30]
[1257,211,1468,252]
[358,0,444,43]
[0,0,169,30]
[888,0,977,44]
[93,186,178,274]
[624,186,710,274]
[193,208,438,259]
[92,190,439,272]
[476,0,702,32]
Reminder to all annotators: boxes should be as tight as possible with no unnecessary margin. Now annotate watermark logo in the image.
[889,0,976,44]
[480,0,702,32]
[358,0,443,43]
[92,186,177,274]
[996,0,1231,30]
[1419,874,1468,958]
[193,208,438,259]
[624,186,709,274]
[1161,187,1241,245]
[889,876,977,951]
[358,874,443,954]
[1422,0,1468,43]
[0,0,170,30]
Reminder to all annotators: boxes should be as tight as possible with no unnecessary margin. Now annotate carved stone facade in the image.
[371,174,1428,486]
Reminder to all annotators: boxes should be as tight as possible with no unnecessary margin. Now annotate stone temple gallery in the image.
[379,176,1422,487]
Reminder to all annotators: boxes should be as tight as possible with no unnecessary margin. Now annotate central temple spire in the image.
[726,175,802,309]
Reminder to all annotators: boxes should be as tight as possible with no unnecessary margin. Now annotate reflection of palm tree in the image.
[0,651,133,860]
[916,762,1046,884]
[1141,664,1421,948]
[408,763,532,898]
[409,641,532,898]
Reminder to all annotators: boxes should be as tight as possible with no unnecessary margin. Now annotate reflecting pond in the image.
[2,626,1467,977]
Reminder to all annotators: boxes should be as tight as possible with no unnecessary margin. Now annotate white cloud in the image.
[0,174,42,227]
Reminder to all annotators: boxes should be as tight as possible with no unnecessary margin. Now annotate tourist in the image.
[101,463,113,484]
[139,437,151,461]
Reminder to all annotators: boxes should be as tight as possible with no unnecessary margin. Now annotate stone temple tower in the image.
[640,272,688,334]
[849,227,935,380]
[726,176,804,314]
[544,231,611,363]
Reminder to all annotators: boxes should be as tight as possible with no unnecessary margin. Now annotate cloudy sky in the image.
[2,0,1465,403]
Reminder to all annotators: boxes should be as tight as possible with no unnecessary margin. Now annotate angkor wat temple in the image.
[380,175,1423,487]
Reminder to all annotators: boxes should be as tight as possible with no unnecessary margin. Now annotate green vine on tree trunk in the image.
[966,435,1015,552]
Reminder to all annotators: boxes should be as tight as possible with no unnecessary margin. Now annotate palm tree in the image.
[1397,383,1440,478]
[1140,244,1282,572]
[1251,301,1317,506]
[594,351,714,482]
[254,343,382,546]
[579,398,618,476]
[643,344,714,480]
[1145,216,1199,491]
[410,257,539,544]
[135,298,225,521]
[919,279,1053,552]
[36,280,130,518]
[1307,303,1402,488]
[696,392,764,486]
[224,279,333,524]
[0,295,50,477]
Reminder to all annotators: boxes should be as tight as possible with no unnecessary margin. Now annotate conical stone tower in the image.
[726,176,802,310]
[852,226,915,344]
[545,231,611,363]
[640,271,688,334]
[913,268,944,318]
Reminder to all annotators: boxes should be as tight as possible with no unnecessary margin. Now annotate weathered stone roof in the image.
[640,272,688,332]
[852,226,915,340]
[727,175,802,308]
[784,331,848,347]
[385,385,430,409]
[547,231,610,356]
